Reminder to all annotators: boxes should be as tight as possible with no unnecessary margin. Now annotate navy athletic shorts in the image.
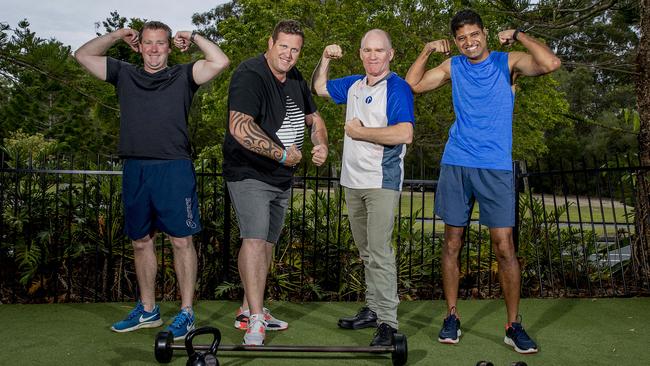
[122,159,201,240]
[434,164,515,228]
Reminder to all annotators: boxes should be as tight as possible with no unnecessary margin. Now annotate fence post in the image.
[222,181,231,284]
[514,160,522,252]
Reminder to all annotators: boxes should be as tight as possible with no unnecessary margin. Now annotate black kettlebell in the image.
[185,326,221,366]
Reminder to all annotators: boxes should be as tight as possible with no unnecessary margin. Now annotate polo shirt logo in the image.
[365,96,373,104]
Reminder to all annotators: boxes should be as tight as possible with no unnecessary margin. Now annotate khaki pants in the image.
[344,187,400,329]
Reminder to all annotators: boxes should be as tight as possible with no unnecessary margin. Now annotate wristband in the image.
[279,149,287,164]
[513,29,524,42]
[190,31,198,43]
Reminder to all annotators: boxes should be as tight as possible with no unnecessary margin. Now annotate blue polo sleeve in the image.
[326,75,364,105]
[386,76,415,126]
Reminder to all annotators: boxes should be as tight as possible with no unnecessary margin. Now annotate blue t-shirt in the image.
[442,51,514,171]
[327,73,415,191]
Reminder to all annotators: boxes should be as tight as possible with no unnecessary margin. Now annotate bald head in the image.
[360,29,392,50]
[358,28,394,80]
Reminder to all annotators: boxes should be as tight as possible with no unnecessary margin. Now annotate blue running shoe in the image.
[111,302,163,333]
[166,308,195,341]
[504,322,538,354]
[438,308,461,344]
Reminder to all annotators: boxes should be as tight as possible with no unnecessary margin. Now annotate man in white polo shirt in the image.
[311,29,414,346]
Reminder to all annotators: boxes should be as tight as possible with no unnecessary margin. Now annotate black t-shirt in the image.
[106,57,199,159]
[223,54,317,189]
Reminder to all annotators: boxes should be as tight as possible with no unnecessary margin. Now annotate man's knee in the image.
[490,229,516,262]
[169,235,194,250]
[442,233,463,258]
[132,235,154,251]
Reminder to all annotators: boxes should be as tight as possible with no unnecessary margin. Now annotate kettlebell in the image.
[185,326,221,366]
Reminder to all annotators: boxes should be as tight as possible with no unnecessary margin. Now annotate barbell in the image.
[155,328,408,366]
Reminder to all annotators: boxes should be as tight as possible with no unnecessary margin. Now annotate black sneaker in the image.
[504,322,538,354]
[338,306,377,329]
[370,323,397,346]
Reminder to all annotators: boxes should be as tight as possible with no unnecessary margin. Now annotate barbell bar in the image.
[155,330,408,366]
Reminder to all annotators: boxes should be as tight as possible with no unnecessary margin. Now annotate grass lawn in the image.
[1,299,649,365]
[293,191,632,230]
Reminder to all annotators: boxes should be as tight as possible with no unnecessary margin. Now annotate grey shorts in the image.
[434,164,515,228]
[227,179,290,244]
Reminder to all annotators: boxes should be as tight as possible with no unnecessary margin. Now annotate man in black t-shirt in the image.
[223,20,328,345]
[75,21,229,340]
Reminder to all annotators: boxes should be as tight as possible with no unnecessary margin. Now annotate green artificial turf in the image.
[1,299,648,365]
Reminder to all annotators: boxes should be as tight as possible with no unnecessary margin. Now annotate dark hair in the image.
[271,20,304,42]
[139,21,172,44]
[450,10,484,36]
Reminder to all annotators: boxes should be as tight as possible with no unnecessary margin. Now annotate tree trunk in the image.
[634,0,650,289]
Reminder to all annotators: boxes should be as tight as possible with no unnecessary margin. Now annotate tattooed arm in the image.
[229,110,302,166]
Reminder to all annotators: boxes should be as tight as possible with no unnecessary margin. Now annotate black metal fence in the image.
[1,152,648,304]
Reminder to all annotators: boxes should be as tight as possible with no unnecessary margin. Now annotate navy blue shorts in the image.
[434,164,515,228]
[122,159,201,240]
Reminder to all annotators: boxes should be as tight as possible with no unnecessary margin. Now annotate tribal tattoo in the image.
[229,110,283,161]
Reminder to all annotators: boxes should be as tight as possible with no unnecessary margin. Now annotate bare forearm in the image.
[308,112,328,146]
[194,34,230,71]
[518,33,561,73]
[229,111,284,161]
[76,30,125,57]
[405,50,430,86]
[311,57,331,97]
[352,123,413,145]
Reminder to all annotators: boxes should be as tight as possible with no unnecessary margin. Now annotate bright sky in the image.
[1,0,228,51]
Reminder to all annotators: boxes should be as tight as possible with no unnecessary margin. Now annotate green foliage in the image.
[495,1,641,164]
[1,0,644,303]
[0,20,120,155]
[517,194,628,296]
[2,130,58,167]
[2,1,637,168]
[191,0,577,173]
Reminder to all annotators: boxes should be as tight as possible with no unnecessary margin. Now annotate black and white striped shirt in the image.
[276,95,305,149]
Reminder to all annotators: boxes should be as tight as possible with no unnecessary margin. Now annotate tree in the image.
[490,0,648,285]
[635,0,650,284]
[192,0,572,175]
[0,20,119,155]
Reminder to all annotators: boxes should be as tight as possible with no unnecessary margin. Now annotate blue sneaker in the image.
[166,308,195,340]
[111,302,163,332]
[438,308,461,344]
[504,322,538,354]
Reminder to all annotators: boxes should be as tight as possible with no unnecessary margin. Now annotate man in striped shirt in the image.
[222,20,328,346]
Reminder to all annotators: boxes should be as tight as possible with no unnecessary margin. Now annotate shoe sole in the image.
[242,341,264,346]
[243,331,265,345]
[170,324,196,341]
[337,321,377,330]
[438,329,461,344]
[503,336,538,354]
[111,319,163,333]
[234,320,288,331]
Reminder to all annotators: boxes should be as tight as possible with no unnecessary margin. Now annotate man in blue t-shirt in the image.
[75,21,229,340]
[406,10,561,354]
[312,29,415,347]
